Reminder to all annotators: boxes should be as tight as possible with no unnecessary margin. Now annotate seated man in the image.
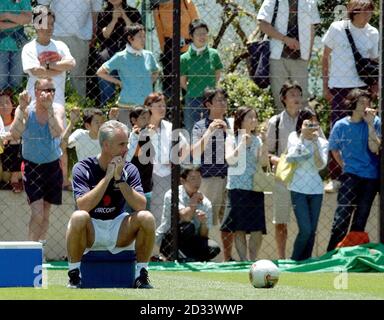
[66,120,156,289]
[156,165,221,262]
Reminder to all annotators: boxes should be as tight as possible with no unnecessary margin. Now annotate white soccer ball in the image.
[249,259,280,288]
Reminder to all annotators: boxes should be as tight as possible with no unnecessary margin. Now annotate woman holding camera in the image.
[285,107,328,261]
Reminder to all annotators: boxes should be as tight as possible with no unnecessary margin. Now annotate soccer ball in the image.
[249,259,280,288]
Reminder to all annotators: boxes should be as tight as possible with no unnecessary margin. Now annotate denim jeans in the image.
[0,51,23,90]
[327,173,379,251]
[183,97,207,134]
[98,70,119,107]
[290,191,323,261]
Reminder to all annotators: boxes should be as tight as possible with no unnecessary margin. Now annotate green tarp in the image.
[45,243,384,273]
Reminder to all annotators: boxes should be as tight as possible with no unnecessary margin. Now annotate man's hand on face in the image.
[111,155,125,180]
[40,91,54,111]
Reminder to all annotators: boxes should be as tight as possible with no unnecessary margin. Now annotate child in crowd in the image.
[62,108,105,162]
[181,19,223,133]
[97,23,160,125]
[0,91,22,192]
[127,106,154,209]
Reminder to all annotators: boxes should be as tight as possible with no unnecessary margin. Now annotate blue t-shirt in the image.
[328,116,381,179]
[72,157,144,220]
[103,48,159,105]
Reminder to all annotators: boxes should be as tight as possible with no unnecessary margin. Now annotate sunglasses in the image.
[36,88,56,93]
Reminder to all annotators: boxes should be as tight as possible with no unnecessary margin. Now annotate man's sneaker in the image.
[324,180,341,193]
[67,268,81,289]
[134,268,153,289]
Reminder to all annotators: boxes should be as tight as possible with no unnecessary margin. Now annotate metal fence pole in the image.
[170,0,181,261]
[380,1,384,244]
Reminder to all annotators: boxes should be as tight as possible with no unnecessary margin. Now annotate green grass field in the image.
[0,270,383,300]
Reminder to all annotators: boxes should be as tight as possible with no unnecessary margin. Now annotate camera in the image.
[307,123,319,129]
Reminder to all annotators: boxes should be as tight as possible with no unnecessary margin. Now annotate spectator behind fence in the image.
[191,87,234,261]
[181,19,223,134]
[257,0,320,112]
[153,0,199,99]
[10,78,64,243]
[96,0,142,107]
[97,23,160,126]
[221,107,269,261]
[286,108,328,261]
[266,81,301,259]
[67,120,155,289]
[62,107,105,162]
[23,7,75,191]
[322,0,379,193]
[0,90,23,193]
[126,106,154,209]
[37,0,103,97]
[22,7,76,107]
[156,165,220,262]
[327,89,380,252]
[142,92,189,227]
[0,0,32,91]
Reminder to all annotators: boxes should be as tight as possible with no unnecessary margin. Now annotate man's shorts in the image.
[86,212,135,254]
[272,180,293,224]
[23,159,63,205]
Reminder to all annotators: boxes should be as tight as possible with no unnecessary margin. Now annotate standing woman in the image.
[97,0,142,106]
[143,92,190,227]
[0,0,32,90]
[222,107,269,261]
[286,107,328,261]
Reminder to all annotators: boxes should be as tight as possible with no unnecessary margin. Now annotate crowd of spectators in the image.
[0,0,380,264]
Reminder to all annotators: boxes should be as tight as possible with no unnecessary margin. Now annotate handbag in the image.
[345,26,379,86]
[253,162,274,192]
[275,152,297,185]
[247,0,279,89]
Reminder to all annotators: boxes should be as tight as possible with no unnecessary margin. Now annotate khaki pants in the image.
[55,36,89,97]
[200,176,227,226]
[270,58,309,112]
[272,180,293,225]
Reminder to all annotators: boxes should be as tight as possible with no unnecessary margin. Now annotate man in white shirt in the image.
[37,0,103,97]
[321,0,378,193]
[22,7,76,107]
[257,0,320,111]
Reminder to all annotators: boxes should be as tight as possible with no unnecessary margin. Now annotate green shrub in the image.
[220,73,275,124]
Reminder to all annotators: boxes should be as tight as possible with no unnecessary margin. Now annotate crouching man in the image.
[156,165,221,262]
[66,120,155,288]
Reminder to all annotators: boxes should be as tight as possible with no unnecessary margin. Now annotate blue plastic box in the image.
[80,250,136,288]
[0,241,43,287]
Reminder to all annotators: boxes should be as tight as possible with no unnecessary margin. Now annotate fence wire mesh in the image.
[0,0,382,264]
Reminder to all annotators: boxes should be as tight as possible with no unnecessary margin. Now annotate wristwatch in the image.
[114,178,125,187]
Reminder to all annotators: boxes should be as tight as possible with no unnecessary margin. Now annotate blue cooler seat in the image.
[0,241,43,287]
[80,250,136,288]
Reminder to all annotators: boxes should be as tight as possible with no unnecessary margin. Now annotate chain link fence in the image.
[0,0,382,263]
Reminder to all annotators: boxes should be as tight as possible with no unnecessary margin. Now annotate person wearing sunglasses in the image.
[10,78,64,251]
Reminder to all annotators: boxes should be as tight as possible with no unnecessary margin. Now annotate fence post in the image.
[380,1,384,244]
[170,0,181,261]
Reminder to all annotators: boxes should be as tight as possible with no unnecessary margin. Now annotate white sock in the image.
[135,263,148,279]
[68,262,81,272]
